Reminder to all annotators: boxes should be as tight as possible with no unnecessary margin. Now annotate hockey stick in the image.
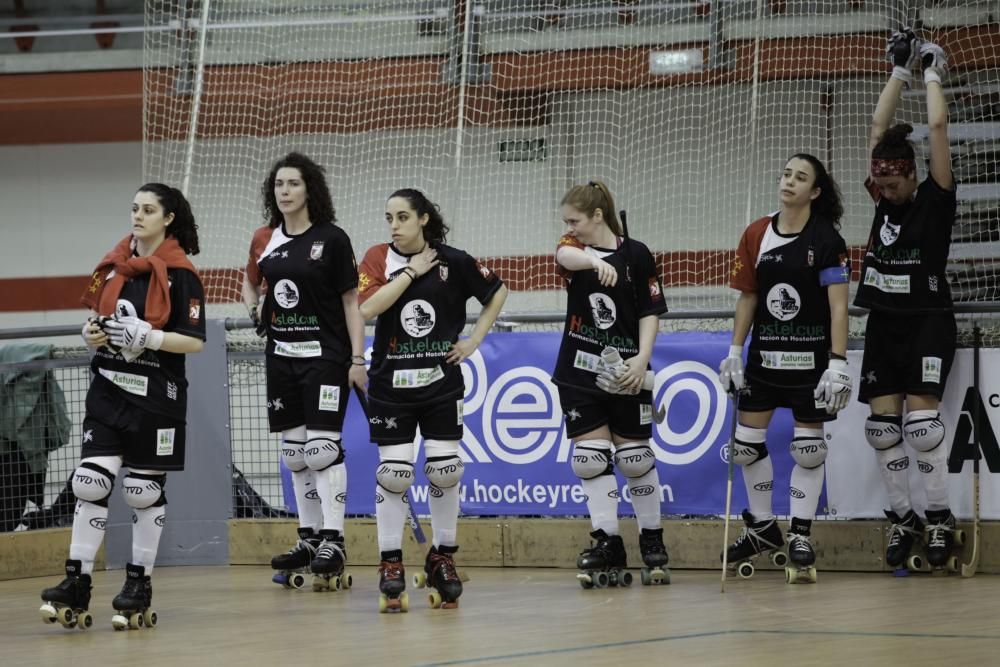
[720,391,740,593]
[352,386,426,544]
[961,323,981,577]
[619,209,666,425]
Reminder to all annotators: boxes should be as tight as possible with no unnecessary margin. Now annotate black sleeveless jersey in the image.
[854,176,957,313]
[551,234,667,399]
[730,214,850,389]
[357,241,503,405]
[250,222,359,363]
[90,267,206,421]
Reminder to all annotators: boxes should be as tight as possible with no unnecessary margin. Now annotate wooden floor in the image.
[4,565,999,666]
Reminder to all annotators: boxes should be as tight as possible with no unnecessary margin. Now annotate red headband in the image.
[871,158,915,178]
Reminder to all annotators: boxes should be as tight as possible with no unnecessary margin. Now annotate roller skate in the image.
[377,550,408,613]
[576,529,632,589]
[723,510,787,579]
[638,527,671,585]
[39,559,93,630]
[413,545,463,609]
[270,527,319,589]
[921,509,964,575]
[885,510,924,576]
[310,529,352,592]
[111,563,156,631]
[784,519,817,584]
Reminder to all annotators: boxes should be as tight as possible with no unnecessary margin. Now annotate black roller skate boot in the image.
[111,562,156,631]
[576,529,632,589]
[925,509,962,573]
[885,509,924,574]
[39,559,93,629]
[785,518,817,584]
[310,529,351,591]
[378,549,408,613]
[271,526,320,589]
[638,527,670,585]
[416,545,463,609]
[723,510,786,579]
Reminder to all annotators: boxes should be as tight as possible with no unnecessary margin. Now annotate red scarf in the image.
[81,235,200,329]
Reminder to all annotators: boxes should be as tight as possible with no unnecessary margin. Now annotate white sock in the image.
[917,445,950,511]
[790,463,825,521]
[315,464,347,532]
[69,500,107,576]
[429,484,460,547]
[376,443,413,553]
[132,506,165,573]
[291,468,322,531]
[626,467,662,531]
[741,457,775,521]
[875,444,912,514]
[582,475,619,535]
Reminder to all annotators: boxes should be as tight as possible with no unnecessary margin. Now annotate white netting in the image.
[143,1,1000,318]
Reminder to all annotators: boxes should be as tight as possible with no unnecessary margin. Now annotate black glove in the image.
[249,304,267,338]
[887,27,918,68]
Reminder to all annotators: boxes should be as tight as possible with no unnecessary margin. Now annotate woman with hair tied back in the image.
[242,152,367,592]
[720,153,851,584]
[855,31,960,574]
[40,183,205,630]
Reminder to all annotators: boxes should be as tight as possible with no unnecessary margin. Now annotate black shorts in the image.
[557,386,654,440]
[265,356,349,433]
[82,381,186,471]
[858,310,956,403]
[740,374,834,424]
[366,393,464,445]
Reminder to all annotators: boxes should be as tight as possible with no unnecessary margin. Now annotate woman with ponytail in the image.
[40,184,205,630]
[856,30,958,573]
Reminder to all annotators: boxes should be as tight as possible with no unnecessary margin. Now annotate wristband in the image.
[351,360,367,366]
[923,68,941,86]
[891,66,912,87]
[728,344,743,358]
[829,351,847,361]
[403,267,417,280]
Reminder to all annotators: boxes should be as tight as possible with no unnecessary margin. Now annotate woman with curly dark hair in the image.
[39,183,205,630]
[241,152,366,591]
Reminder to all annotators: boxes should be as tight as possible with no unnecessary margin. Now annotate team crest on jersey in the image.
[400,299,436,337]
[309,241,324,260]
[476,261,491,279]
[880,215,901,246]
[588,293,617,329]
[439,265,449,282]
[765,283,800,321]
[274,279,299,309]
[648,277,661,299]
[188,298,201,325]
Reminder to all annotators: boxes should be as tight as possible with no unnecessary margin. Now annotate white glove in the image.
[814,358,852,414]
[718,345,744,394]
[595,346,654,395]
[920,42,947,85]
[887,27,919,85]
[101,316,164,354]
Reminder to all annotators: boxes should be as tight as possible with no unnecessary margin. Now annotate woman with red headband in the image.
[856,30,957,573]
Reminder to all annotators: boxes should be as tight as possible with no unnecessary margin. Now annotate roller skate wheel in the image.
[143,609,157,627]
[378,594,389,613]
[640,568,652,586]
[399,592,409,613]
[331,576,342,590]
[955,530,966,547]
[771,551,789,567]
[906,554,925,571]
[413,572,427,589]
[737,562,754,579]
[428,589,443,609]
[807,567,817,583]
[607,571,619,587]
[112,614,128,631]
[619,571,633,587]
[289,573,306,589]
[946,556,959,572]
[78,611,93,629]
[130,613,143,630]
[660,568,672,585]
[343,574,353,590]
[594,571,610,588]
[39,604,58,624]
[272,573,288,586]
[785,567,797,584]
[57,606,74,627]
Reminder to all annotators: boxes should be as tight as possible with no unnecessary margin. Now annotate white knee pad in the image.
[733,425,768,466]
[903,410,945,452]
[789,427,827,469]
[865,415,903,451]
[424,439,463,489]
[281,426,308,472]
[122,470,167,509]
[612,442,656,478]
[304,430,344,471]
[571,439,613,480]
[72,456,121,507]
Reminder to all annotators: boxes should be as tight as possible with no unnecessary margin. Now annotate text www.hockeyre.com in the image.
[409,480,675,509]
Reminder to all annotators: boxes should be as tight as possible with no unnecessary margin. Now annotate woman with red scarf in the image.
[39,183,204,631]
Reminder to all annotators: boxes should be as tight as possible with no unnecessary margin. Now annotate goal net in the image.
[143,0,1000,320]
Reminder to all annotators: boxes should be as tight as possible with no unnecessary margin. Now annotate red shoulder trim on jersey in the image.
[555,234,584,279]
[357,244,389,305]
[729,216,771,292]
[245,226,274,287]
